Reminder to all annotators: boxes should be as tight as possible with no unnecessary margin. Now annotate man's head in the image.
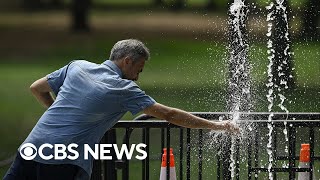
[110,39,150,81]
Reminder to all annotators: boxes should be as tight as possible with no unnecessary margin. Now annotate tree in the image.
[22,0,43,10]
[301,0,320,40]
[71,0,91,32]
[154,0,163,6]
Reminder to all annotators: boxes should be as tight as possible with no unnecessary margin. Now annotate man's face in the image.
[123,58,146,81]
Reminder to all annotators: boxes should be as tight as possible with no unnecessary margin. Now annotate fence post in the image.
[104,129,117,180]
[222,136,232,179]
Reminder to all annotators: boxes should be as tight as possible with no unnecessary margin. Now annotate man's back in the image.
[22,60,155,177]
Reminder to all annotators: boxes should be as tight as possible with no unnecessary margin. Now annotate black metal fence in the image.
[91,112,320,180]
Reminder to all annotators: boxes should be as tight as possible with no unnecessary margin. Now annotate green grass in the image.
[0,37,319,178]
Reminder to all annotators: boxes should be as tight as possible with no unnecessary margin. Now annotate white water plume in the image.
[227,0,251,178]
[266,2,275,179]
[266,0,292,178]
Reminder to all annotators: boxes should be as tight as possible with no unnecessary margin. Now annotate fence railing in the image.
[91,112,320,180]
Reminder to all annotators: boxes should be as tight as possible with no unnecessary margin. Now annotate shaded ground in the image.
[0,10,276,58]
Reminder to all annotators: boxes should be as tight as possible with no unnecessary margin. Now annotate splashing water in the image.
[229,136,236,179]
[279,94,289,154]
[266,0,292,178]
[227,0,250,178]
[230,0,246,46]
[227,0,250,118]
[266,3,275,177]
[206,0,293,179]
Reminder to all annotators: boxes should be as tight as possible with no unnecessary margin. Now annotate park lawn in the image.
[0,38,319,178]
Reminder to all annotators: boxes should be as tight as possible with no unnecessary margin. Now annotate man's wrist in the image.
[210,121,224,130]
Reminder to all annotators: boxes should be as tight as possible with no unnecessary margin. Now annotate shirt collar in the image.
[103,60,123,78]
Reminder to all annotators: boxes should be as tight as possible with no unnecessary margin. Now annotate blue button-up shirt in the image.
[21,60,156,179]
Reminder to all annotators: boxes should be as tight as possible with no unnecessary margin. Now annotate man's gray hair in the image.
[109,39,150,62]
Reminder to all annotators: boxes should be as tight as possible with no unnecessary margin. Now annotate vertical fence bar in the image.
[198,129,203,180]
[254,128,259,180]
[272,126,277,179]
[146,128,150,180]
[217,134,221,180]
[161,128,165,160]
[247,133,252,180]
[123,128,130,180]
[166,127,171,180]
[288,124,296,180]
[235,138,240,180]
[103,129,117,180]
[160,127,164,180]
[309,126,314,180]
[179,128,184,180]
[91,160,102,180]
[186,128,191,180]
[142,128,150,180]
[100,135,106,180]
[101,134,106,180]
[142,128,146,180]
[223,136,231,179]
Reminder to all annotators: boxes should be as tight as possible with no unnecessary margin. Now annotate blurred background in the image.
[0,0,319,178]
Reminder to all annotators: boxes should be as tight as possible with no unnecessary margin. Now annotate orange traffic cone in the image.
[298,144,316,180]
[159,148,176,180]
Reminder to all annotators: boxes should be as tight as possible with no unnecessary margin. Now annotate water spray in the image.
[266,0,293,179]
[227,0,251,179]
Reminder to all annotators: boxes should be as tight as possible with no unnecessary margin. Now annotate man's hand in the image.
[218,120,240,134]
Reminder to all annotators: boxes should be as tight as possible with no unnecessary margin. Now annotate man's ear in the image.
[124,57,131,65]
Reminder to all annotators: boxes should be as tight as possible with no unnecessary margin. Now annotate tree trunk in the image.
[301,0,320,40]
[206,0,219,10]
[154,0,163,6]
[172,0,184,10]
[51,0,62,8]
[22,0,43,10]
[71,0,91,32]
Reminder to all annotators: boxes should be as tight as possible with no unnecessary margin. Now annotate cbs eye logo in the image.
[19,143,37,160]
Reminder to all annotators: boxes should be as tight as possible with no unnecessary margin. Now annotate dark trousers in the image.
[3,153,79,180]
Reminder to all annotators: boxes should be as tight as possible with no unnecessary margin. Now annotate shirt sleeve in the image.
[122,83,156,115]
[46,61,73,96]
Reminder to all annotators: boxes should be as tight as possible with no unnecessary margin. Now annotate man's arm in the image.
[143,103,239,133]
[30,77,55,108]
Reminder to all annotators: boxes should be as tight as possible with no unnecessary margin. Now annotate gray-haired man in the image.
[4,39,239,180]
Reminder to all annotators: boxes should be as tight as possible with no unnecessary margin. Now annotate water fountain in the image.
[87,1,319,179]
[227,0,251,116]
[227,0,293,179]
[266,0,293,179]
[227,0,251,179]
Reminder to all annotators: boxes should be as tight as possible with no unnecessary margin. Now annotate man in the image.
[4,39,239,180]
